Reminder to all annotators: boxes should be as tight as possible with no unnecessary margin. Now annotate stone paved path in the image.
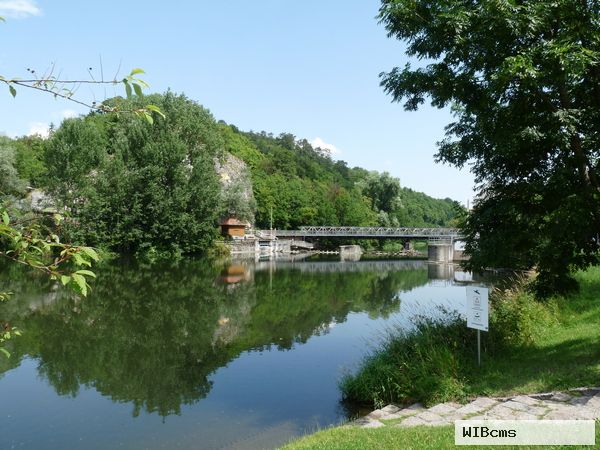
[353,387,600,428]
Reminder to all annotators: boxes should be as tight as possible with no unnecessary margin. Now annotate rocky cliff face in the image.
[214,153,256,225]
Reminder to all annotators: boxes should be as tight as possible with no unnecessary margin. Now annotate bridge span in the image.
[257,226,464,262]
[268,226,462,241]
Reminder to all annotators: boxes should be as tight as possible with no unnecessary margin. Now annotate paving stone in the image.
[427,403,460,415]
[571,388,600,397]
[471,397,499,409]
[587,394,600,408]
[423,419,450,426]
[416,411,445,422]
[444,412,469,422]
[361,388,600,430]
[550,392,572,402]
[486,405,516,419]
[399,416,428,427]
[383,409,420,420]
[522,406,548,417]
[513,412,540,420]
[455,403,486,415]
[503,400,530,412]
[545,409,578,420]
[406,402,425,411]
[542,401,567,410]
[380,404,401,415]
[574,408,599,420]
[366,409,384,420]
[353,418,372,426]
[511,395,541,406]
[361,420,385,428]
[569,397,589,406]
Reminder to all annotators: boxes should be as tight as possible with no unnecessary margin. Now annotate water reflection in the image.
[0,257,472,449]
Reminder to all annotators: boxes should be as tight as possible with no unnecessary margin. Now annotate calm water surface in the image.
[0,256,479,449]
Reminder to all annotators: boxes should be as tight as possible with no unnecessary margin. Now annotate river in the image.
[0,256,480,449]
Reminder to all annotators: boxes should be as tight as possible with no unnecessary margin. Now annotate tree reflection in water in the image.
[0,257,429,417]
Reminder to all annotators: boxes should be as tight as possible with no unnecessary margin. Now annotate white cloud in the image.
[0,0,41,18]
[61,109,78,119]
[27,122,49,138]
[311,137,342,156]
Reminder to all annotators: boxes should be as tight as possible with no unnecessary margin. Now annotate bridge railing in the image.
[271,226,462,239]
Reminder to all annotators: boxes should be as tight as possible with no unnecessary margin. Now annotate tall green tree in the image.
[379,0,600,294]
[0,137,25,196]
[45,92,222,255]
[13,136,48,187]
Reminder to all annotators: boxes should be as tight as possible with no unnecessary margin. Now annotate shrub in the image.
[340,280,558,408]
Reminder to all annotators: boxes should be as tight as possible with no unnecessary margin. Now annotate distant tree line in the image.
[220,124,462,230]
[1,92,463,257]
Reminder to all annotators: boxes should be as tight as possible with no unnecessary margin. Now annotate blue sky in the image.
[0,0,475,203]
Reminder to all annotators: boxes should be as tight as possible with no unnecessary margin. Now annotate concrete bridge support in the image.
[427,243,454,262]
[340,245,363,262]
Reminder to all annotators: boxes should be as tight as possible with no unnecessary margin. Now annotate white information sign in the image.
[466,286,489,331]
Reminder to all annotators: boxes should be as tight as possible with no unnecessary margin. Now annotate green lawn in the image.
[282,423,599,450]
[468,268,600,396]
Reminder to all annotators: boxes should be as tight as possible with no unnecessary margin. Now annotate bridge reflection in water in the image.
[249,257,475,284]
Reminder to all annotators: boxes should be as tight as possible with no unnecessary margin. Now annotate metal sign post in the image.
[466,286,489,366]
[477,329,481,366]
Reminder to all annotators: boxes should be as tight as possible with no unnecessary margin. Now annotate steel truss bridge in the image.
[269,226,462,241]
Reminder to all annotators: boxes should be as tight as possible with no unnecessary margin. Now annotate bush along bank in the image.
[340,268,600,409]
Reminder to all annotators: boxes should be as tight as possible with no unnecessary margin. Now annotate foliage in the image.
[0,207,98,296]
[0,137,26,196]
[44,92,223,255]
[0,203,99,357]
[340,279,565,407]
[357,171,401,213]
[379,0,600,294]
[13,135,48,187]
[220,125,461,229]
[340,316,470,407]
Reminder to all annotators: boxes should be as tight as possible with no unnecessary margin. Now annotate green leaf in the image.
[75,269,96,278]
[81,247,100,262]
[146,104,166,118]
[71,273,88,296]
[143,112,154,125]
[124,81,132,99]
[60,275,71,286]
[9,85,16,98]
[133,83,143,97]
[0,348,10,358]
[1,210,9,225]
[129,68,145,76]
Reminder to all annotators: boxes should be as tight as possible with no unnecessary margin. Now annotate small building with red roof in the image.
[220,217,247,238]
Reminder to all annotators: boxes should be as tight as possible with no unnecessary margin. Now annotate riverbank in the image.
[282,266,600,449]
[282,420,600,450]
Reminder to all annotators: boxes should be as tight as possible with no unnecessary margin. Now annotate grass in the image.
[339,267,600,407]
[282,267,600,449]
[281,423,600,450]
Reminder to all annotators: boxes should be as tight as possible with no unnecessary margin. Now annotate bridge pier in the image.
[427,242,454,262]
